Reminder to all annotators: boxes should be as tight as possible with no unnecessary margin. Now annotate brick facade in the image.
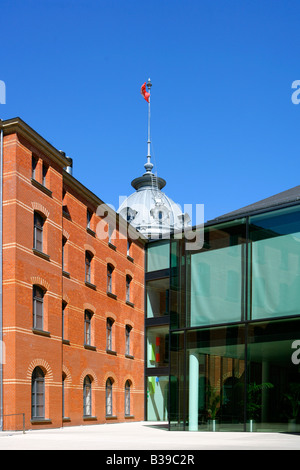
[1,118,146,430]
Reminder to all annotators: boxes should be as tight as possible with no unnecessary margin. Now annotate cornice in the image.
[0,117,70,169]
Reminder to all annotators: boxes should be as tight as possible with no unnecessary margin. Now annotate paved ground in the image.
[0,421,299,450]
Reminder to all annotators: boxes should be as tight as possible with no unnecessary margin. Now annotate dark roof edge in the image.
[63,170,147,245]
[0,117,70,169]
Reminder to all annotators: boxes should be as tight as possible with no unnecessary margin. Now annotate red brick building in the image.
[0,117,146,430]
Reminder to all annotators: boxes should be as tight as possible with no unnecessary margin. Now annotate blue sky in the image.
[1,0,300,223]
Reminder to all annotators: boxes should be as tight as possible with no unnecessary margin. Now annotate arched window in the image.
[62,236,67,272]
[31,367,45,419]
[125,324,132,356]
[62,301,67,340]
[107,264,114,293]
[62,373,66,419]
[125,380,131,416]
[106,378,113,416]
[84,310,92,346]
[83,375,92,417]
[33,285,45,330]
[32,155,38,180]
[85,251,93,284]
[126,275,132,302]
[33,212,45,252]
[106,318,114,351]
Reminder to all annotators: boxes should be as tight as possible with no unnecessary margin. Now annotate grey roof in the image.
[210,185,300,223]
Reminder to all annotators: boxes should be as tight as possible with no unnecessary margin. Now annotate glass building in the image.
[145,197,300,432]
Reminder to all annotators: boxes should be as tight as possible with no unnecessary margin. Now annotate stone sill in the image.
[31,178,52,197]
[31,419,52,425]
[85,281,97,290]
[86,227,96,237]
[32,328,51,337]
[106,349,117,356]
[125,354,134,360]
[33,248,50,261]
[84,344,97,351]
[107,291,117,300]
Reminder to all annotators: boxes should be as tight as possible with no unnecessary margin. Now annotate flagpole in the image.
[147,78,152,168]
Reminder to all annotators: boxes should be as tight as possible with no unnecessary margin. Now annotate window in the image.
[108,224,113,244]
[84,310,92,346]
[33,212,44,252]
[62,301,67,340]
[85,251,92,284]
[42,162,48,187]
[62,373,66,418]
[107,264,114,293]
[31,367,45,419]
[32,156,38,180]
[106,378,113,416]
[125,380,131,416]
[62,237,67,272]
[87,209,92,229]
[33,285,44,330]
[126,275,132,302]
[127,240,132,257]
[83,376,92,417]
[125,325,132,356]
[106,318,113,351]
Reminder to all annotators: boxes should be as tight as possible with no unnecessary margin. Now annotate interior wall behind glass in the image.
[147,376,169,421]
[190,244,245,327]
[188,220,246,327]
[250,206,300,321]
[147,241,170,272]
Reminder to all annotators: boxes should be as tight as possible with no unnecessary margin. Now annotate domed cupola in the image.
[118,79,190,239]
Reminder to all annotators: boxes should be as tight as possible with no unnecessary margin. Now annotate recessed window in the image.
[33,285,44,330]
[126,275,132,303]
[87,209,92,229]
[106,318,113,351]
[106,378,113,416]
[62,237,67,272]
[85,251,93,284]
[125,325,132,356]
[32,156,38,180]
[84,310,92,346]
[33,212,45,252]
[107,264,114,293]
[42,162,48,187]
[125,380,131,416]
[31,367,45,419]
[83,376,92,417]
[62,301,67,340]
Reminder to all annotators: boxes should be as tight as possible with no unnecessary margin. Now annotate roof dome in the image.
[118,78,190,239]
[118,161,191,239]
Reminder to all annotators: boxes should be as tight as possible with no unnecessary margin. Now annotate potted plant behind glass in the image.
[284,383,300,432]
[206,385,221,432]
[247,381,274,432]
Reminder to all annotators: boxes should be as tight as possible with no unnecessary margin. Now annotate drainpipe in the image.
[0,124,3,431]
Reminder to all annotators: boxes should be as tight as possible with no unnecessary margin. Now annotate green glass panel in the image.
[247,319,300,432]
[186,326,245,432]
[146,326,169,368]
[147,240,170,272]
[250,206,300,320]
[147,376,169,421]
[146,278,169,318]
[169,331,185,430]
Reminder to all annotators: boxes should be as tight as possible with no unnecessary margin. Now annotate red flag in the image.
[140,82,150,102]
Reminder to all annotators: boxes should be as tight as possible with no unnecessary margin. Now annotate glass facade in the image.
[146,204,300,432]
